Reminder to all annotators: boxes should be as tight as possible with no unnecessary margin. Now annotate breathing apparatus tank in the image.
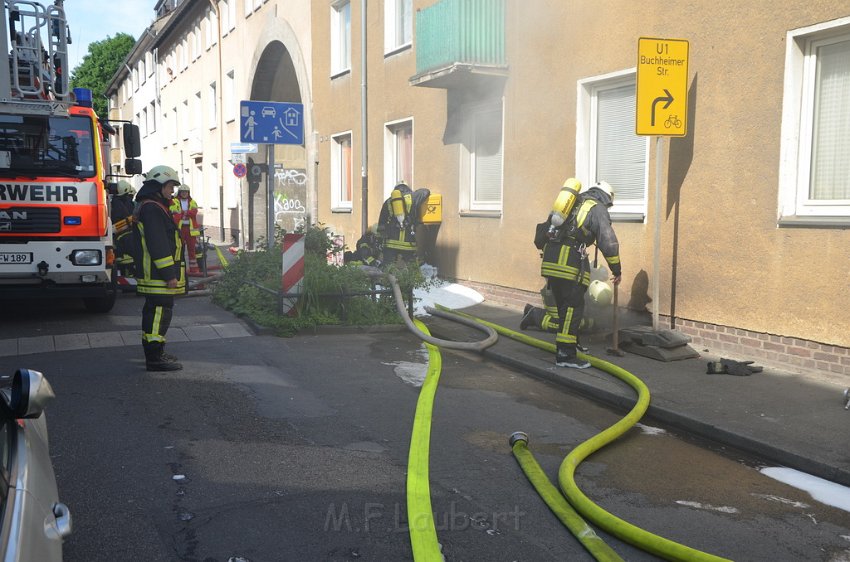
[548,178,582,236]
[389,184,409,227]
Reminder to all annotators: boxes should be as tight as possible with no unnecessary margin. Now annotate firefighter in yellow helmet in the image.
[522,179,622,369]
[135,165,187,371]
[378,183,431,266]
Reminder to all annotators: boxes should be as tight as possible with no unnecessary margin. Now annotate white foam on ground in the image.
[675,500,739,514]
[414,281,485,316]
[760,467,850,513]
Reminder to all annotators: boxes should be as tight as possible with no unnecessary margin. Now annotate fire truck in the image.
[0,0,142,312]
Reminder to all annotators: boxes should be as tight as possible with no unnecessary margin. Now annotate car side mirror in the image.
[9,369,55,419]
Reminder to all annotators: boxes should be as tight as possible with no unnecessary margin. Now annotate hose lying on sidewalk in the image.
[433,304,731,562]
[365,268,498,561]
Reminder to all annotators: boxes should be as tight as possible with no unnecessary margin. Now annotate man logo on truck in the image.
[0,184,79,202]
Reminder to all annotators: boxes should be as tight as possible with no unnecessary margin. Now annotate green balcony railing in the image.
[415,0,506,76]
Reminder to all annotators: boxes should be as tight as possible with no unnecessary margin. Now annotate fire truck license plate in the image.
[0,253,32,264]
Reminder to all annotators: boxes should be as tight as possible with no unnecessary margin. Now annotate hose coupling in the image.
[508,431,529,447]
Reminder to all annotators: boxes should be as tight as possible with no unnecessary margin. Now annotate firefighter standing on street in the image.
[378,182,430,266]
[111,180,137,276]
[135,166,186,372]
[170,184,202,271]
[525,179,622,369]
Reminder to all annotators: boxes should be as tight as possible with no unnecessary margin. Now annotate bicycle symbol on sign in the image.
[664,115,682,129]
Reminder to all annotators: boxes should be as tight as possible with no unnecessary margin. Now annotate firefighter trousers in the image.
[548,277,588,357]
[142,294,175,345]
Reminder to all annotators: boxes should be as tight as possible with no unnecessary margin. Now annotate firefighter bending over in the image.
[523,179,622,369]
[378,182,430,266]
[344,223,384,267]
[135,166,187,372]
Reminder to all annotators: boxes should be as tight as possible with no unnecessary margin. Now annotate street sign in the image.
[231,153,246,164]
[636,37,689,136]
[233,163,247,178]
[230,142,258,154]
[239,100,304,145]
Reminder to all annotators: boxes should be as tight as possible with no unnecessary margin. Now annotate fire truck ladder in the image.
[1,0,72,116]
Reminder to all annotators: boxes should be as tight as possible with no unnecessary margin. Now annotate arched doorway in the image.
[246,41,308,248]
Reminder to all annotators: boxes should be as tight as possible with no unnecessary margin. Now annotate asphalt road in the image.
[0,293,847,561]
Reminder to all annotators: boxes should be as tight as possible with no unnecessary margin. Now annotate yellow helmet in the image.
[145,165,181,186]
[116,180,135,196]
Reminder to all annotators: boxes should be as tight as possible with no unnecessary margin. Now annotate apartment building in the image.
[109,0,850,377]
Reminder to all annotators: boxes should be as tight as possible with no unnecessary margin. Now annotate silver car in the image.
[0,369,71,561]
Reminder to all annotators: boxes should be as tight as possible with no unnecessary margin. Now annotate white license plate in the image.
[0,252,32,264]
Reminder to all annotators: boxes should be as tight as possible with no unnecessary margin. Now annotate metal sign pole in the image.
[267,144,275,245]
[652,135,663,331]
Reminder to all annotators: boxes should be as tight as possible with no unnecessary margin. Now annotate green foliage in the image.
[211,224,431,336]
[70,33,136,117]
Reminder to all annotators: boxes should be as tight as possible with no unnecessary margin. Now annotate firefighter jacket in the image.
[353,232,383,266]
[379,188,416,255]
[170,196,201,236]
[540,188,621,286]
[111,195,137,265]
[110,194,135,224]
[136,189,186,296]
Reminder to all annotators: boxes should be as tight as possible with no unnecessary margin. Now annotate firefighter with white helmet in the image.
[521,179,622,369]
[134,165,186,371]
[169,184,202,270]
[111,179,138,276]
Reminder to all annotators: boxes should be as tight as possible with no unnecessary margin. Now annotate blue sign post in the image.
[239,100,304,145]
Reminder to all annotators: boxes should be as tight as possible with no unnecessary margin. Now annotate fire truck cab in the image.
[0,0,142,312]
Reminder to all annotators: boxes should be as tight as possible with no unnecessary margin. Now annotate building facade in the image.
[107,0,850,378]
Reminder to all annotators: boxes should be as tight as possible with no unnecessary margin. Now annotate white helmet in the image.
[592,180,614,200]
[178,184,190,193]
[145,165,181,186]
[116,180,135,197]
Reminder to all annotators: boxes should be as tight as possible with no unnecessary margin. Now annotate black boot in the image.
[144,342,183,372]
[161,344,179,363]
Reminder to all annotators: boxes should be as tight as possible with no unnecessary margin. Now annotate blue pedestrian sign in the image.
[240,100,304,145]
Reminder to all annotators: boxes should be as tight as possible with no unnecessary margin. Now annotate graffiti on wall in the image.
[272,165,307,232]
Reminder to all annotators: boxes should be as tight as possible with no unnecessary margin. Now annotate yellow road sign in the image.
[636,37,689,136]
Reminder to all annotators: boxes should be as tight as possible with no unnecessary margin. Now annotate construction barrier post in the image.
[281,233,304,316]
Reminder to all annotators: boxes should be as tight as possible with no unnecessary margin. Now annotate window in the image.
[779,18,850,223]
[226,0,236,33]
[146,52,154,77]
[577,71,648,219]
[460,100,503,212]
[194,25,202,59]
[181,100,189,140]
[208,163,219,209]
[139,60,146,85]
[384,119,413,198]
[171,107,178,145]
[224,70,235,122]
[384,0,412,54]
[149,102,156,134]
[331,0,351,75]
[244,0,253,17]
[209,81,217,129]
[331,132,353,210]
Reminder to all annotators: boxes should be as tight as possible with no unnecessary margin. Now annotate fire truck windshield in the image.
[0,114,97,179]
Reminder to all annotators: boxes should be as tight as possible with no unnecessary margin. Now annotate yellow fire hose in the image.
[433,304,731,562]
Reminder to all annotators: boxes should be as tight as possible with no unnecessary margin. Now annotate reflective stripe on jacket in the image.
[541,197,621,284]
[137,199,186,296]
[169,197,201,236]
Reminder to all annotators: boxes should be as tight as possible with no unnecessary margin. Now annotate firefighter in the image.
[170,184,202,271]
[111,180,137,276]
[526,180,622,369]
[378,183,430,266]
[135,165,186,372]
[344,224,383,267]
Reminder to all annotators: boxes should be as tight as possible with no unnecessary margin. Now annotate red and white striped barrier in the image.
[281,233,304,316]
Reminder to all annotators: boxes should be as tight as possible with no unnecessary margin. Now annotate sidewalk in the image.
[421,301,850,488]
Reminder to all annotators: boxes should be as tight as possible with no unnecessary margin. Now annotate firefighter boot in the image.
[161,344,179,363]
[144,342,183,372]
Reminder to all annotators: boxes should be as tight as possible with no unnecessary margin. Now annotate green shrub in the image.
[211,224,430,335]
